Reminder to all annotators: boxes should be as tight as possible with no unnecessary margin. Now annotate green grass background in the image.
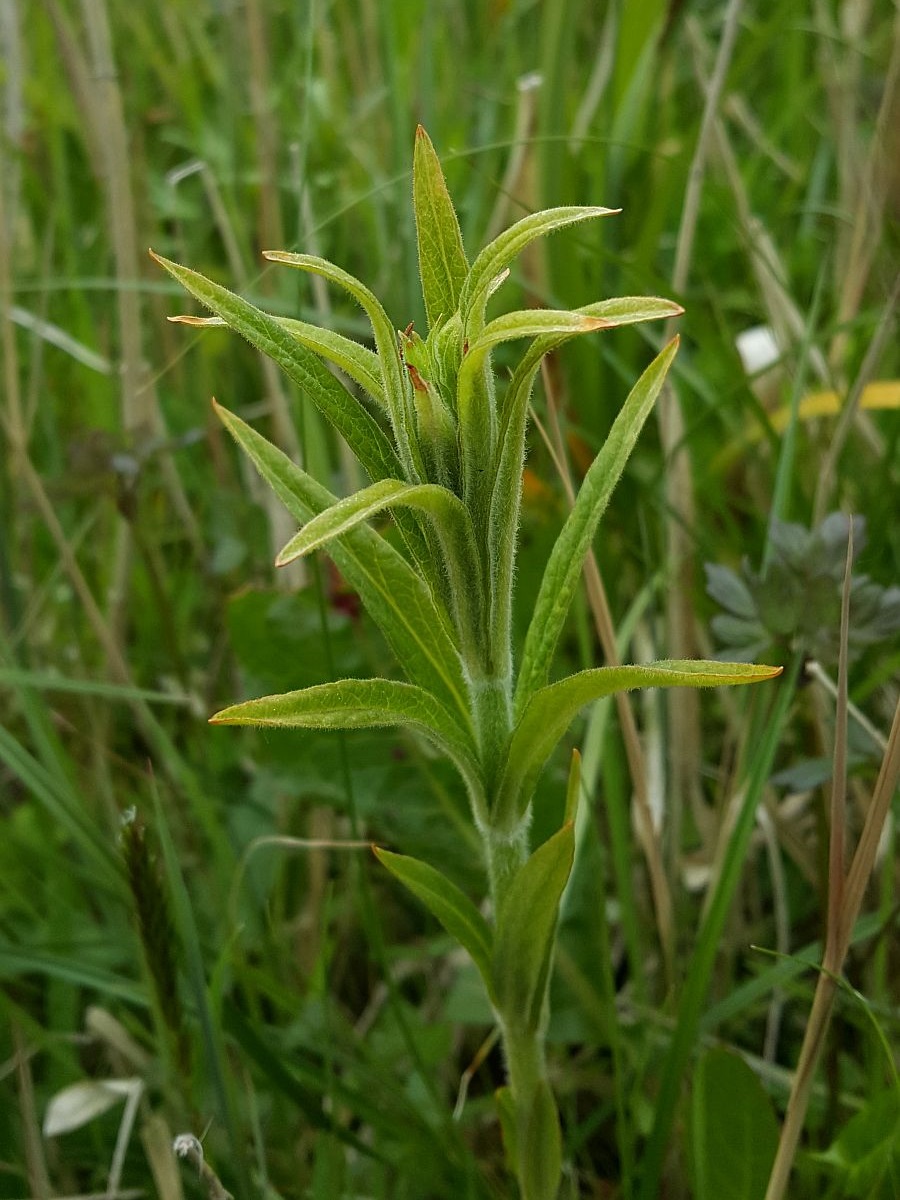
[1,2,898,1198]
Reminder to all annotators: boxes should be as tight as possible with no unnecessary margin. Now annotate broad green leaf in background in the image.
[413,124,469,329]
[690,1049,779,1200]
[497,660,782,825]
[150,252,400,483]
[211,678,483,806]
[814,1091,900,1200]
[492,823,575,1030]
[373,847,493,990]
[213,403,471,724]
[515,336,680,713]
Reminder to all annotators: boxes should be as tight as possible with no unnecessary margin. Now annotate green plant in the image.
[153,127,780,1200]
[706,512,900,666]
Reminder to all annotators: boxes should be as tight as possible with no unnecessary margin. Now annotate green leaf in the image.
[459,205,619,334]
[691,1049,779,1200]
[487,302,682,679]
[576,294,685,327]
[275,477,483,657]
[279,318,385,407]
[815,1091,900,1200]
[213,402,472,727]
[168,311,385,409]
[520,1080,563,1200]
[262,251,419,476]
[373,847,493,991]
[413,125,469,329]
[275,479,474,568]
[516,337,680,713]
[564,748,582,826]
[459,310,611,424]
[492,823,575,1031]
[211,678,482,797]
[468,308,613,362]
[497,660,782,824]
[495,1086,518,1170]
[151,251,400,483]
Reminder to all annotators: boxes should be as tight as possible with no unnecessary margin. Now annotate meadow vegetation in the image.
[1,3,898,1198]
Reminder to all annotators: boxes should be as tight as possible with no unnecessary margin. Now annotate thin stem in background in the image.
[812,272,900,524]
[659,0,744,862]
[764,535,900,1200]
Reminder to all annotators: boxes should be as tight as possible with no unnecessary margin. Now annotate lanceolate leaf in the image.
[151,252,400,483]
[168,312,385,409]
[492,823,575,1031]
[487,300,683,674]
[262,251,418,476]
[212,678,482,801]
[413,125,469,330]
[497,660,783,824]
[279,318,385,407]
[275,477,483,647]
[275,479,475,568]
[520,1082,563,1200]
[459,206,619,335]
[213,402,472,726]
[515,337,680,714]
[373,847,493,991]
[462,310,610,375]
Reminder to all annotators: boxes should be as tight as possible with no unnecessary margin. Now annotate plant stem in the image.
[500,1014,548,1113]
[483,820,529,910]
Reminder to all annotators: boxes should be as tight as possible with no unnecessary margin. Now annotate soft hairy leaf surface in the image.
[262,251,415,470]
[211,678,481,791]
[487,306,681,675]
[275,479,474,568]
[213,403,472,725]
[492,823,575,1030]
[373,847,493,990]
[516,337,680,713]
[498,660,781,823]
[459,206,619,333]
[520,1081,563,1200]
[278,317,385,407]
[169,311,385,408]
[413,125,469,329]
[151,252,399,482]
[465,309,611,368]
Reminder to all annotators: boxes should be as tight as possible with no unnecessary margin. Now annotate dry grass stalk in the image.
[764,530,900,1200]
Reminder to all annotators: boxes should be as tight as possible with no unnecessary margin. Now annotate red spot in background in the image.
[327,562,362,621]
